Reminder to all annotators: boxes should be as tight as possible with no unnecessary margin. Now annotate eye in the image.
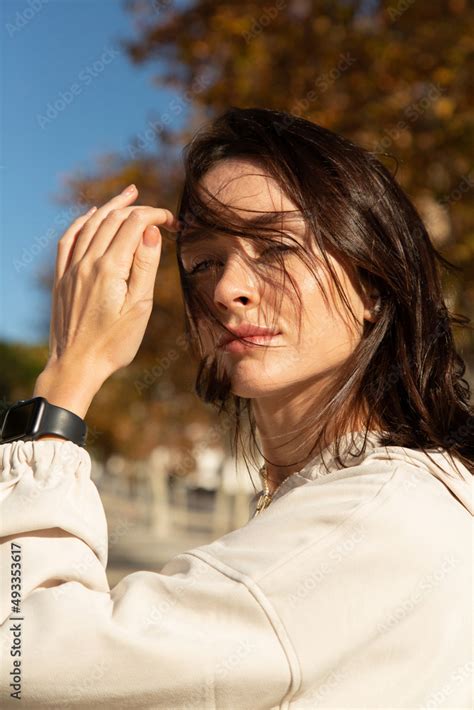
[261,244,295,259]
[186,257,220,276]
[185,245,296,276]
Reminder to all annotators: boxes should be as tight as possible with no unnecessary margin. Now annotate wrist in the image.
[33,359,103,420]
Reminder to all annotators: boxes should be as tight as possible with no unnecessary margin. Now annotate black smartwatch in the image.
[0,397,88,447]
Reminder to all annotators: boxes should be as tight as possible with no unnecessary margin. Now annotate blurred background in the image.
[1,0,473,586]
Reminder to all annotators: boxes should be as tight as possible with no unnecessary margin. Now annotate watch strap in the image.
[0,397,88,448]
[37,399,87,447]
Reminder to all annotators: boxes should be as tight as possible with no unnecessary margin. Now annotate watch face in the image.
[1,398,44,440]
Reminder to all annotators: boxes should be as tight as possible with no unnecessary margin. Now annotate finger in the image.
[104,206,179,266]
[125,224,162,307]
[68,184,139,267]
[55,205,98,282]
[79,206,163,261]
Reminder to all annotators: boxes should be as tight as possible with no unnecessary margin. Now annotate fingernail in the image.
[122,183,136,195]
[86,206,97,216]
[143,225,160,247]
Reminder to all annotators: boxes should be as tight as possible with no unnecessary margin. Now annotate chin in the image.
[228,370,290,398]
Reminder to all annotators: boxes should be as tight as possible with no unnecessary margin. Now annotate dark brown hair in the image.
[170,106,473,484]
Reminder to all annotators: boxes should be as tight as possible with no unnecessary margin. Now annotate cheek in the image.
[297,275,333,340]
[295,274,357,356]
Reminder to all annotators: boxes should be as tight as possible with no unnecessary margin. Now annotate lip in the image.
[219,333,282,353]
[218,323,281,347]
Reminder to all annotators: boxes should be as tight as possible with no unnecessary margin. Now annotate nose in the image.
[213,252,261,312]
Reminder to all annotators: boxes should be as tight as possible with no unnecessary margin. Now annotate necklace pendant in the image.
[254,492,272,517]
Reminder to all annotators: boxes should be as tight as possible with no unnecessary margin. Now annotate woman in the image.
[0,107,472,708]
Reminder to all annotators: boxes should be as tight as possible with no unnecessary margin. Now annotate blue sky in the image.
[1,0,189,344]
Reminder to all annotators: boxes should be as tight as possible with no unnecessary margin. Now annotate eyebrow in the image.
[179,211,305,250]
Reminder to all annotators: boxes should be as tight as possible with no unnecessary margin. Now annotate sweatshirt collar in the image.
[256,429,387,502]
[254,429,473,515]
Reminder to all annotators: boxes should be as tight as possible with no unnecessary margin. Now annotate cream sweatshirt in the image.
[0,430,472,709]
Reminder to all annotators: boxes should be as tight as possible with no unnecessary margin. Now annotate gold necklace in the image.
[253,465,273,517]
[253,464,290,517]
[253,431,383,518]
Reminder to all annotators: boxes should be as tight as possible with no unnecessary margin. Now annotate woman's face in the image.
[180,158,376,399]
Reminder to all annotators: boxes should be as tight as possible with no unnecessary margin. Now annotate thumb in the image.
[126,225,162,305]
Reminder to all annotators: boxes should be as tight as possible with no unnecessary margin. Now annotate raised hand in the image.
[33,184,179,419]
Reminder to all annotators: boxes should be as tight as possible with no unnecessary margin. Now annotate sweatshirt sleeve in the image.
[0,439,291,709]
